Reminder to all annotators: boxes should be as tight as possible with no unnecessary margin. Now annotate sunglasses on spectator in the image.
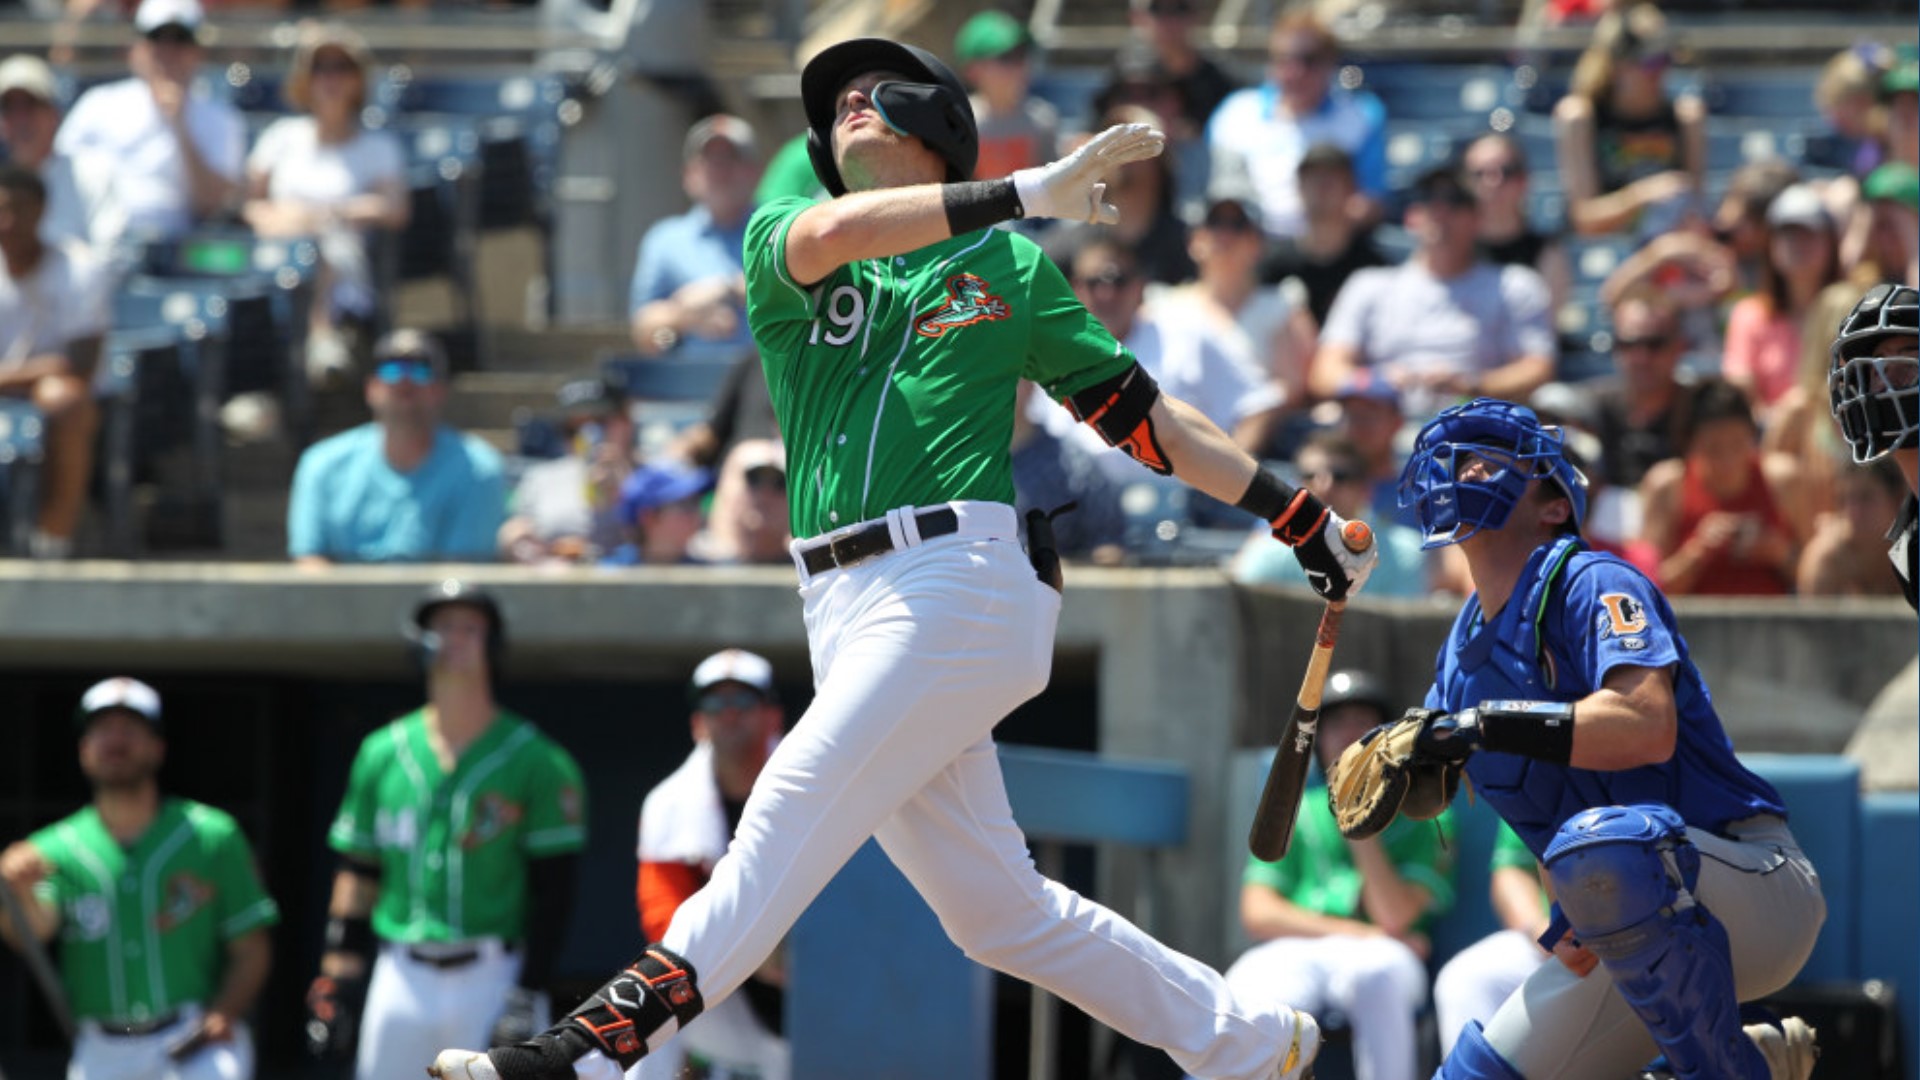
[373,358,437,386]
[1471,163,1524,184]
[745,466,786,494]
[1074,268,1138,289]
[1615,335,1672,351]
[145,25,196,45]
[697,689,765,714]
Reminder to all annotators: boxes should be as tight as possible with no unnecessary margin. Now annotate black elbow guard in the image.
[1063,362,1170,475]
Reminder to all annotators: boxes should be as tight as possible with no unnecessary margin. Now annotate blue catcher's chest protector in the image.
[1428,537,1787,858]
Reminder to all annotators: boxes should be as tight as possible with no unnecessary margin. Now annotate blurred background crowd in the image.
[0,0,1907,594]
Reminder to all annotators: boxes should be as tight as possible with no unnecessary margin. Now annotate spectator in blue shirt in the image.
[629,115,763,364]
[286,329,505,566]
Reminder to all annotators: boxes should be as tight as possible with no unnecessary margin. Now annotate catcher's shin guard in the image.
[1544,805,1770,1080]
[496,945,704,1076]
[1435,1021,1526,1080]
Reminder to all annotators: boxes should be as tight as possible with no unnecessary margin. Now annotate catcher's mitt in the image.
[1327,711,1462,840]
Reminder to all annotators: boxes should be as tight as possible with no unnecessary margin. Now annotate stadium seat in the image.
[0,397,45,555]
[1857,791,1919,1080]
[1700,71,1820,121]
[1349,63,1518,121]
[94,329,190,555]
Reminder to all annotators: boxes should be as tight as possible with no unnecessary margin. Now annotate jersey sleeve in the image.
[1558,556,1682,687]
[327,735,384,860]
[1382,809,1456,917]
[742,196,821,337]
[202,811,280,939]
[521,739,588,857]
[1241,848,1299,897]
[1021,246,1135,400]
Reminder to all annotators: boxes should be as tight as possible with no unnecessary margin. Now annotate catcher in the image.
[1327,398,1824,1079]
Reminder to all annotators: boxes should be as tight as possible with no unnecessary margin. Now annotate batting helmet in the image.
[1398,397,1589,550]
[1829,283,1919,463]
[1320,670,1393,720]
[408,579,507,674]
[800,37,978,197]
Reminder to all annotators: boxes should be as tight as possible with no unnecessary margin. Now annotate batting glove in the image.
[303,973,365,1062]
[1012,124,1166,224]
[1281,501,1376,603]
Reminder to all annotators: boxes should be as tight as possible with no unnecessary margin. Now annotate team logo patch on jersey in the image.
[914,274,1012,338]
[71,895,110,941]
[155,872,215,931]
[1596,592,1649,639]
[461,793,525,850]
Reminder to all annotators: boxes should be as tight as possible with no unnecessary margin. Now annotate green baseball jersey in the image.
[744,197,1136,539]
[1244,784,1457,933]
[28,799,278,1023]
[328,709,586,944]
[1491,818,1537,872]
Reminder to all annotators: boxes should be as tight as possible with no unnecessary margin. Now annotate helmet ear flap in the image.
[806,125,846,198]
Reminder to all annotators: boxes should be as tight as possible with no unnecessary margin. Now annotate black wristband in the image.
[1476,700,1576,766]
[1235,468,1297,522]
[324,914,375,963]
[944,178,1024,235]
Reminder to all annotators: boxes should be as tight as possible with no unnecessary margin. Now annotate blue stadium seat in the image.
[1700,71,1821,121]
[1857,791,1919,1080]
[1349,63,1517,122]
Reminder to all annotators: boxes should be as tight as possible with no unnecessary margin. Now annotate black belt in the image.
[405,942,514,969]
[97,1010,181,1037]
[799,507,959,576]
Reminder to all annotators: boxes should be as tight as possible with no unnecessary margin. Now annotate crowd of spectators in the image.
[0,0,1908,601]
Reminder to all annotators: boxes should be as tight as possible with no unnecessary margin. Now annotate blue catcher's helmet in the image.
[1398,398,1589,549]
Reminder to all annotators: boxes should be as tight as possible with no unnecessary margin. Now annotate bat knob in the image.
[1340,519,1373,553]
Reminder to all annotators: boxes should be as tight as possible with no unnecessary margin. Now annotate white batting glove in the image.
[1011,123,1167,224]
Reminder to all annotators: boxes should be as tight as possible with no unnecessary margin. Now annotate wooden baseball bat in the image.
[1248,519,1374,863]
[0,879,74,1042]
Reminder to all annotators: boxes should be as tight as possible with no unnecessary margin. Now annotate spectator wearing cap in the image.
[244,23,407,385]
[500,377,637,565]
[1328,371,1408,526]
[1311,166,1556,420]
[1552,1,1706,237]
[0,55,88,248]
[954,11,1058,182]
[286,329,506,567]
[0,164,109,559]
[1590,285,1695,490]
[1723,183,1842,422]
[693,438,789,565]
[1206,11,1386,240]
[629,115,762,363]
[1124,0,1237,141]
[54,0,245,252]
[1031,233,1279,482]
[1465,133,1571,321]
[633,649,789,1080]
[0,678,278,1080]
[1256,143,1387,346]
[1232,432,1430,598]
[610,460,712,566]
[1881,46,1917,171]
[1159,195,1314,449]
[1843,162,1918,287]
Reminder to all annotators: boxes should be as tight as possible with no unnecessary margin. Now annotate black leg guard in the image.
[550,945,704,1071]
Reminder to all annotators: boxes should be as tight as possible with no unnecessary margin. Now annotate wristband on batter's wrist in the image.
[1470,700,1576,765]
[944,179,1024,235]
[324,914,375,966]
[1237,468,1326,547]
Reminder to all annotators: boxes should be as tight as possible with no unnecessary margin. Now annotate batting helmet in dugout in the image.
[801,37,978,197]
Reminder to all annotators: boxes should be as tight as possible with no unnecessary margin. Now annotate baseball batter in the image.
[1372,398,1824,1078]
[309,582,586,1080]
[0,678,279,1080]
[1826,282,1917,610]
[432,35,1373,1080]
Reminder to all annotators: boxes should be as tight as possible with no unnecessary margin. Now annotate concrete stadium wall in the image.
[0,562,1910,974]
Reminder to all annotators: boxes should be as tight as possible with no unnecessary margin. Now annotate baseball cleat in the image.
[428,1049,499,1079]
[1272,1008,1321,1080]
[1745,1016,1817,1080]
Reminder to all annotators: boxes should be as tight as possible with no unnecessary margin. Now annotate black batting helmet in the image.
[408,579,507,674]
[1829,283,1919,463]
[1320,670,1394,720]
[801,37,978,197]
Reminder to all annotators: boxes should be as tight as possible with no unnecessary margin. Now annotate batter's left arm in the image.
[1148,393,1261,504]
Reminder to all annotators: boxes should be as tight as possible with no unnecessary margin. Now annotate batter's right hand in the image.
[0,841,49,888]
[1012,123,1166,224]
[304,973,365,1062]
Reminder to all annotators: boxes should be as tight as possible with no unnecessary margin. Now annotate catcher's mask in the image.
[1399,397,1589,550]
[1829,282,1919,463]
[801,37,978,197]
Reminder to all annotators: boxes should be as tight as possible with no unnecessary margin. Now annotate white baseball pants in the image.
[69,1005,251,1080]
[575,502,1306,1080]
[357,939,544,1080]
[626,992,788,1080]
[1219,934,1427,1080]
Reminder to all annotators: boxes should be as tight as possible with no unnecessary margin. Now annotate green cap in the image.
[955,11,1029,63]
[1883,44,1918,96]
[1864,162,1920,210]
